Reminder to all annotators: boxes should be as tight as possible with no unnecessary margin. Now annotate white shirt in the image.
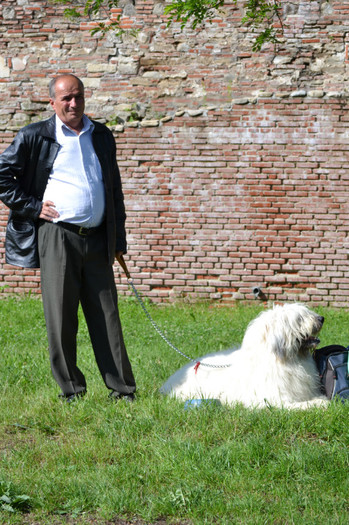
[43,115,105,227]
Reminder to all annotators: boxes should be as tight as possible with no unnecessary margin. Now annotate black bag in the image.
[313,345,349,402]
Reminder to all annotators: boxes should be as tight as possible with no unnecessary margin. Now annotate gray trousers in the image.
[38,221,136,397]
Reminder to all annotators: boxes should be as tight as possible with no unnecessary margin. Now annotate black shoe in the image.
[109,391,135,403]
[59,391,86,403]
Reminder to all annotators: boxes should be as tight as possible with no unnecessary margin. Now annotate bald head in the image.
[49,74,84,100]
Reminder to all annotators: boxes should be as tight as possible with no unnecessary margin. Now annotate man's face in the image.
[50,76,85,132]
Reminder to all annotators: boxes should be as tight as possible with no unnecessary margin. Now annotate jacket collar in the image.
[40,115,57,140]
[40,114,103,139]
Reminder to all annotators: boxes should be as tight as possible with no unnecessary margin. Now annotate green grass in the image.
[0,296,348,524]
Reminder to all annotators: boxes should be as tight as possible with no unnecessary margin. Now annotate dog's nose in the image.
[318,316,324,325]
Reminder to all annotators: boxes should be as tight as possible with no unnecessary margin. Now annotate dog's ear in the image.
[272,334,289,361]
[268,321,295,361]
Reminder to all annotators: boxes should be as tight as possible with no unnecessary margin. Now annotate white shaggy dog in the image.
[160,303,328,409]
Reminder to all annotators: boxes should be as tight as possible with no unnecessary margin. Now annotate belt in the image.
[57,221,103,237]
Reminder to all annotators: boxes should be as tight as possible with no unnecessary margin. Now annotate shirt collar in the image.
[55,114,94,135]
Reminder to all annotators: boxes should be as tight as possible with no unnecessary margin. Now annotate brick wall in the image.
[1,1,349,306]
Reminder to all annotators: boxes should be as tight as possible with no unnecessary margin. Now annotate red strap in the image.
[194,361,201,374]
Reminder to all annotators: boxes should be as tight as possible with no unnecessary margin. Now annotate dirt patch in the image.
[18,514,192,525]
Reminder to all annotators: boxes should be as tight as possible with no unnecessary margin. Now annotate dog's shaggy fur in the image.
[160,303,328,409]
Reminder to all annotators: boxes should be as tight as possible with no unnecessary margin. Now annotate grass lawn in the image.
[0,295,348,524]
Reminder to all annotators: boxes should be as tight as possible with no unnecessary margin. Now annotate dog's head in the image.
[244,303,324,362]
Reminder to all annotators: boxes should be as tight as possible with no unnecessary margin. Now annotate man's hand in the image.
[39,200,60,221]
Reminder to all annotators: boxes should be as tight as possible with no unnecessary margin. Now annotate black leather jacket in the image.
[0,115,126,267]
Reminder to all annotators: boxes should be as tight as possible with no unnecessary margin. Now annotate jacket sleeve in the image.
[92,122,127,260]
[0,130,42,219]
[111,141,127,254]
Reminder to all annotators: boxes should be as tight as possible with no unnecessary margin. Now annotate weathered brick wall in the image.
[1,1,349,306]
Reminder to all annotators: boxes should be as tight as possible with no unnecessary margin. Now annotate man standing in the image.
[0,74,136,402]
